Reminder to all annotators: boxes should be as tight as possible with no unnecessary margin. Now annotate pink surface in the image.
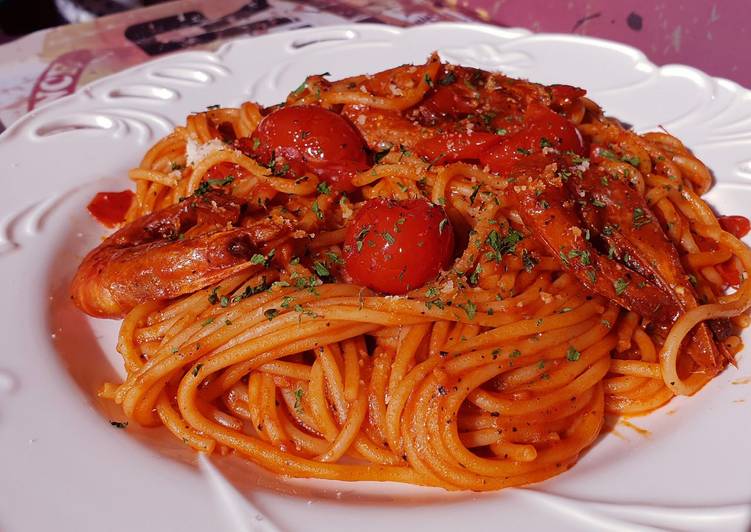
[463,1,750,88]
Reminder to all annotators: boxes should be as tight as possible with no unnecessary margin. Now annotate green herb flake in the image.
[633,207,651,228]
[250,253,267,265]
[192,363,204,377]
[293,388,305,414]
[461,300,477,320]
[316,182,331,194]
[311,200,324,220]
[614,278,629,296]
[313,261,330,277]
[469,184,481,205]
[566,346,581,361]
[439,71,456,86]
[264,308,279,321]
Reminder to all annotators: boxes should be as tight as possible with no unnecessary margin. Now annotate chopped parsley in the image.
[311,200,324,220]
[312,261,330,277]
[633,207,650,228]
[325,251,343,265]
[591,198,606,208]
[317,182,331,194]
[293,388,305,414]
[469,184,481,205]
[439,71,456,86]
[194,176,234,196]
[382,231,396,245]
[613,278,629,296]
[354,226,370,252]
[486,228,524,261]
[424,73,433,87]
[566,346,581,361]
[522,249,538,272]
[192,363,204,377]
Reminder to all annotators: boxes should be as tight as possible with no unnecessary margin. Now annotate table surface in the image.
[0,0,748,132]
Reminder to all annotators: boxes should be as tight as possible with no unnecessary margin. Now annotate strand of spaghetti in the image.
[610,360,662,379]
[155,391,215,452]
[468,346,612,416]
[342,339,361,403]
[450,300,605,354]
[388,323,431,397]
[316,389,368,462]
[385,354,442,454]
[179,380,429,483]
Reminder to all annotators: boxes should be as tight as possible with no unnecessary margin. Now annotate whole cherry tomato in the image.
[343,198,454,294]
[481,103,585,174]
[242,105,369,192]
[718,215,751,239]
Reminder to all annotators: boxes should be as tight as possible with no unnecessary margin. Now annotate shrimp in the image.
[508,155,681,324]
[71,192,266,318]
[568,161,725,372]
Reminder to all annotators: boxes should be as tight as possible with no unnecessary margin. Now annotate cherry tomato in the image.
[244,105,369,192]
[414,131,502,164]
[343,198,454,294]
[481,103,585,174]
[718,215,751,239]
[87,190,134,227]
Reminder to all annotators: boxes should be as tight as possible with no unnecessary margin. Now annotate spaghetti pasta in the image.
[73,54,751,491]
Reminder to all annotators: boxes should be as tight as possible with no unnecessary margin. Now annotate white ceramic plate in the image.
[1,23,750,532]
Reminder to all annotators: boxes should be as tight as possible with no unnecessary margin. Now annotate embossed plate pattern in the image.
[0,23,749,532]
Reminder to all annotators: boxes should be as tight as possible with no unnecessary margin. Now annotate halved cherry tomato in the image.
[718,215,751,239]
[481,103,585,174]
[414,131,502,164]
[242,105,369,192]
[343,198,454,294]
[87,190,134,227]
